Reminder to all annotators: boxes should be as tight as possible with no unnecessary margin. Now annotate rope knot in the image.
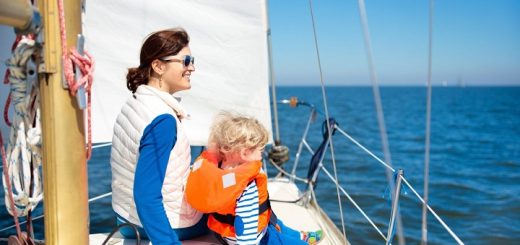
[64,49,95,95]
[57,0,95,159]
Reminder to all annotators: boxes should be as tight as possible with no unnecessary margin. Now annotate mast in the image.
[264,0,281,145]
[0,0,37,30]
[0,0,88,243]
[37,0,89,244]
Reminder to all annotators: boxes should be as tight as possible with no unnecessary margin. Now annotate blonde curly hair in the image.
[209,111,269,154]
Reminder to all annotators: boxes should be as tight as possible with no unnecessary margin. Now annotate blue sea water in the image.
[1,86,519,244]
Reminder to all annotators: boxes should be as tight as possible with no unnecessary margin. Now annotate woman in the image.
[110,27,206,244]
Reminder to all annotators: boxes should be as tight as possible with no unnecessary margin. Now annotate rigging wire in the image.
[356,0,405,244]
[307,0,347,241]
[308,183,349,245]
[334,124,463,244]
[422,0,435,244]
[319,165,387,241]
[291,110,315,179]
[271,115,463,244]
[0,192,112,233]
[402,178,464,245]
[267,158,309,183]
[335,126,395,172]
[265,0,281,145]
[0,128,465,244]
[91,142,112,149]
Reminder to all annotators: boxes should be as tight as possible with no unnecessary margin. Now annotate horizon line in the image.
[275,84,520,87]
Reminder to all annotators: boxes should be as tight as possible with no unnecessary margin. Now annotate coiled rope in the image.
[3,36,22,127]
[1,35,42,244]
[3,36,43,218]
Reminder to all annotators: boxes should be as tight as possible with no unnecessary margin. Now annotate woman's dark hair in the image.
[126,27,190,93]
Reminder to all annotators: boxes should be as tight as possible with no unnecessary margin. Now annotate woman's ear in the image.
[151,59,165,76]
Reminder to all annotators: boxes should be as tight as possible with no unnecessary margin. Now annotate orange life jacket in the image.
[185,150,273,237]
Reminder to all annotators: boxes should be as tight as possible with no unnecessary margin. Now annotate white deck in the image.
[89,233,219,245]
[90,178,347,244]
[267,178,348,245]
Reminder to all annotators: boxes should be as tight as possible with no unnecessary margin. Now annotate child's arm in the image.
[234,181,260,244]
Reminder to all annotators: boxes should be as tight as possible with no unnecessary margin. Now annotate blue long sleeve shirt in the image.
[133,114,181,245]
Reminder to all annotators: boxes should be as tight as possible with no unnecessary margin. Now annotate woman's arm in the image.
[134,114,180,244]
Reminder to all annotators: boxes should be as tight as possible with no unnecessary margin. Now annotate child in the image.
[186,112,323,245]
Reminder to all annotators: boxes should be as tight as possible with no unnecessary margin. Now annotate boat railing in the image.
[0,142,113,235]
[0,191,112,234]
[1,101,464,244]
[270,99,464,245]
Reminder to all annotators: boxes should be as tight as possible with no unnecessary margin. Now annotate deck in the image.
[90,178,348,244]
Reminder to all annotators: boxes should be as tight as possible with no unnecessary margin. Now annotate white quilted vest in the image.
[110,85,202,228]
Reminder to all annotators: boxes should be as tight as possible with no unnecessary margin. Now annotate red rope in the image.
[70,50,95,160]
[2,33,39,245]
[2,15,37,245]
[2,36,22,127]
[0,130,23,240]
[57,0,95,160]
[3,68,11,126]
[3,94,11,127]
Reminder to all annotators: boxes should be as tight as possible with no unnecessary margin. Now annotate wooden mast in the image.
[37,0,89,244]
[0,0,34,30]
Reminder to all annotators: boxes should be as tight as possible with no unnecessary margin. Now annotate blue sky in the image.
[0,1,518,86]
[268,0,520,86]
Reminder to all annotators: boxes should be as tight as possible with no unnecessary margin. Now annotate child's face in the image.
[240,146,264,163]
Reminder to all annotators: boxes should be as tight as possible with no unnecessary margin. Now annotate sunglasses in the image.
[160,55,195,67]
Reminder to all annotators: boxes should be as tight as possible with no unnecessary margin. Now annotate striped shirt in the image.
[223,181,266,245]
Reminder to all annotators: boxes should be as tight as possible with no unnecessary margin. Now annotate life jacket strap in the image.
[211,197,277,226]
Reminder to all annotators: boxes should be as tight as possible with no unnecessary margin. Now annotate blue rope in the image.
[306,117,338,188]
[383,171,407,244]
[382,171,408,199]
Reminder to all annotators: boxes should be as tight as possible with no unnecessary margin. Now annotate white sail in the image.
[84,0,272,145]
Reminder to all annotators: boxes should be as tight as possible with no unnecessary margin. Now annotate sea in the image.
[1,86,519,244]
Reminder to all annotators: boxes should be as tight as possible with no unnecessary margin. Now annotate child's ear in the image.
[239,148,250,161]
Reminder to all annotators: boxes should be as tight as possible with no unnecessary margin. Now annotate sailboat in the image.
[0,0,464,244]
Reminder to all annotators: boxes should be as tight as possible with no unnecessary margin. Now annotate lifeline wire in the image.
[357,0,405,243]
[307,0,347,241]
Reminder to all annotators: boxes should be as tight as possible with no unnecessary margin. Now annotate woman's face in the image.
[161,46,195,93]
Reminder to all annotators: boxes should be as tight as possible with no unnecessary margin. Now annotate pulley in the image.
[268,144,289,166]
